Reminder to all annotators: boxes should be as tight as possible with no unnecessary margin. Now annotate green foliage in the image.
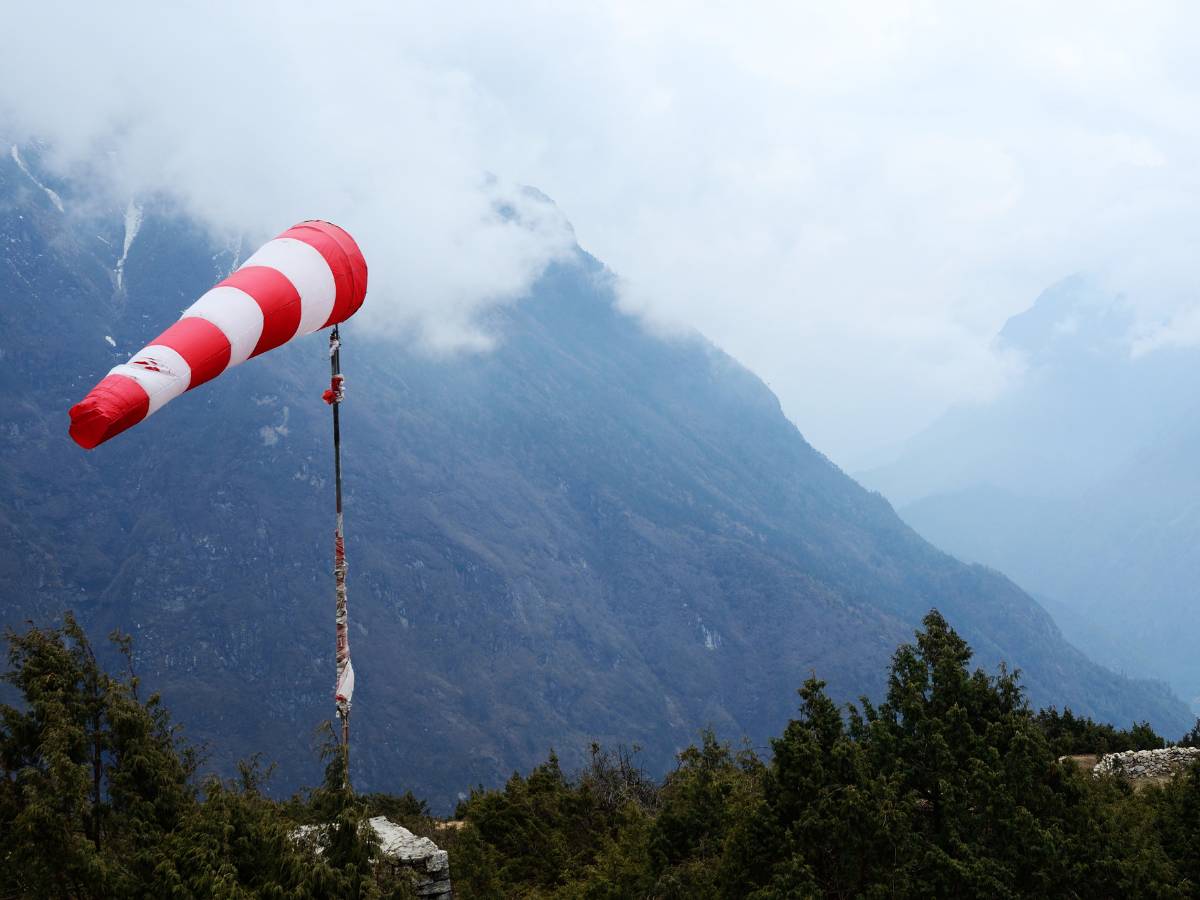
[0,616,419,899]
[650,731,762,897]
[1037,705,1167,755]
[454,751,621,894]
[359,790,430,826]
[1145,761,1200,890]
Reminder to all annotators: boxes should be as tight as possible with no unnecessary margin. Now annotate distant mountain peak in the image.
[997,274,1134,365]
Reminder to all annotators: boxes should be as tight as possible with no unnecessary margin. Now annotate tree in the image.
[647,731,761,897]
[1148,761,1200,890]
[719,610,1184,898]
[0,614,118,896]
[720,677,913,899]
[0,615,408,899]
[1036,706,1165,755]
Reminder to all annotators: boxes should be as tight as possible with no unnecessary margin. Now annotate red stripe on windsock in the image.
[68,374,150,449]
[280,221,368,328]
[219,266,304,357]
[155,317,232,389]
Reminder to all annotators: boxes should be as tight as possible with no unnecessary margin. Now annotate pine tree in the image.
[0,616,406,899]
[0,615,130,896]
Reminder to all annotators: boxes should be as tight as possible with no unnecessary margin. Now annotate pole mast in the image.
[327,325,353,769]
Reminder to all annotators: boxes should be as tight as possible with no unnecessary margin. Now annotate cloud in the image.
[1131,305,1200,358]
[4,1,1200,465]
[0,1,576,352]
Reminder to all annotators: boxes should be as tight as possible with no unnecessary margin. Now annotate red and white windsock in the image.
[69,220,368,449]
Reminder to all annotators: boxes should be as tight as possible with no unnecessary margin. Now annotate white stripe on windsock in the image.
[182,286,265,368]
[108,344,192,416]
[239,238,336,337]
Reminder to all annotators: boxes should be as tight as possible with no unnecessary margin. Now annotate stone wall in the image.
[1092,747,1200,779]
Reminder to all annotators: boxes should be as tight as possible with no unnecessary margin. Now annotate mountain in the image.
[0,146,1190,810]
[861,276,1200,712]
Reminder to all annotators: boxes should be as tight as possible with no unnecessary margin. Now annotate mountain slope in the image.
[0,148,1190,808]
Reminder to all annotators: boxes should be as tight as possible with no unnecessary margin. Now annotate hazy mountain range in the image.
[0,145,1190,810]
[862,275,1200,713]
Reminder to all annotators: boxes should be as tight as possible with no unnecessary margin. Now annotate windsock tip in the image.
[68,375,150,450]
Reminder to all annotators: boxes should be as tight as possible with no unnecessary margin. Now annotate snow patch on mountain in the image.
[10,146,64,213]
[115,200,144,291]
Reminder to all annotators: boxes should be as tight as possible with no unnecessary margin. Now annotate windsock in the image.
[69,220,368,449]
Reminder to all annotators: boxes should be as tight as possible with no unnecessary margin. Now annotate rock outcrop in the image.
[1093,747,1200,779]
[370,817,453,899]
[294,817,452,897]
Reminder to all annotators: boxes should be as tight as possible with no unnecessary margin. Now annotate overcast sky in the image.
[3,1,1199,467]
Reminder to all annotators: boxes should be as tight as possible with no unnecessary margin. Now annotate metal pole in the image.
[329,325,352,770]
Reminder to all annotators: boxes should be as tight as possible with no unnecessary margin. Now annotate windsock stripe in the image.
[182,285,265,367]
[112,344,192,415]
[217,266,303,358]
[155,317,232,390]
[280,221,369,329]
[238,237,335,337]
